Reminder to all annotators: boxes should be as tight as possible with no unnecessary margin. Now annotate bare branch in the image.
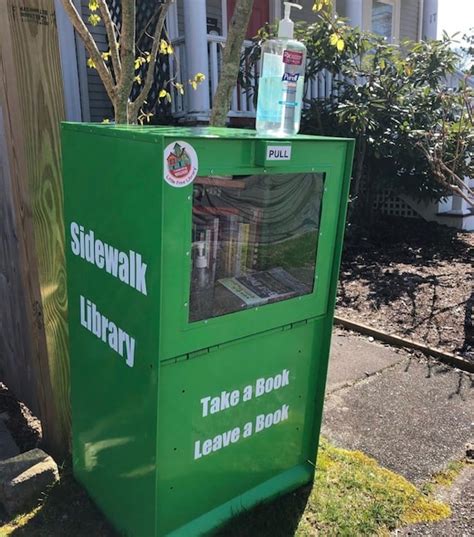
[59,0,116,101]
[128,0,173,123]
[210,0,255,126]
[417,142,474,207]
[97,0,121,81]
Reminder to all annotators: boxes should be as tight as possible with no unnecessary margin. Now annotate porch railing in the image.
[170,34,340,118]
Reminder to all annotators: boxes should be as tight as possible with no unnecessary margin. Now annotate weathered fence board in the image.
[0,103,36,404]
[0,0,69,458]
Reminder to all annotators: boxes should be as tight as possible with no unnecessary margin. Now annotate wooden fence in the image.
[0,0,69,458]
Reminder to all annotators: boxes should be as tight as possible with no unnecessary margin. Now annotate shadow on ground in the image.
[1,470,310,537]
[2,468,117,537]
[213,486,311,537]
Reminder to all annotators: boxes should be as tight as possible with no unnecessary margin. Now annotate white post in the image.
[422,0,438,40]
[345,0,365,29]
[450,178,469,215]
[183,0,210,117]
[54,0,82,121]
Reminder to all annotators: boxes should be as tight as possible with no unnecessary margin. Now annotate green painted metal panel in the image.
[62,124,354,537]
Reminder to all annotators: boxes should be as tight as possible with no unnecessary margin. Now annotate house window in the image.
[371,0,398,42]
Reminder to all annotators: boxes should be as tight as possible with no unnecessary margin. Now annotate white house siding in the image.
[80,0,113,122]
[177,0,184,36]
[400,0,420,42]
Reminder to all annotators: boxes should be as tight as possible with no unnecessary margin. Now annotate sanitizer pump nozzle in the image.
[278,2,302,38]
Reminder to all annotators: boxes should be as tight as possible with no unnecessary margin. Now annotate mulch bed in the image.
[336,216,474,361]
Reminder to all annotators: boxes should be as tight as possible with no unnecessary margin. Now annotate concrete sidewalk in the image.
[324,328,474,533]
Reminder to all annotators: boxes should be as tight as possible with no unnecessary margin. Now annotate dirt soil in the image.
[0,382,42,452]
[336,216,474,361]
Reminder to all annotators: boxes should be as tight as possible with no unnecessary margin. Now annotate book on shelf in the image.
[246,207,262,270]
[239,223,250,276]
[218,267,310,306]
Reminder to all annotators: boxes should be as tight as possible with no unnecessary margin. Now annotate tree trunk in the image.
[209,0,254,127]
[115,0,136,123]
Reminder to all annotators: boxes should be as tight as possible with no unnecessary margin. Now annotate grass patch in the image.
[216,438,450,536]
[430,460,465,488]
[0,439,450,537]
[421,459,467,496]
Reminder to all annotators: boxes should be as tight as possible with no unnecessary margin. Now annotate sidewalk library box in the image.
[62,125,354,537]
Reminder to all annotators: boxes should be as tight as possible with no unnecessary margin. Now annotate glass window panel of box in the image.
[189,173,325,323]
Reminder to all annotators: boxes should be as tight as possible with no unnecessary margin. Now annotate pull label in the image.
[266,145,292,161]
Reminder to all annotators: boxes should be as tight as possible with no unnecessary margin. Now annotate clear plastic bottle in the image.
[256,2,307,137]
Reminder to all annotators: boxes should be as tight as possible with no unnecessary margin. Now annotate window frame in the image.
[368,0,401,43]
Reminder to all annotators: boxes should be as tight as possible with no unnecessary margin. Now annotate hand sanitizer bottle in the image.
[256,2,307,137]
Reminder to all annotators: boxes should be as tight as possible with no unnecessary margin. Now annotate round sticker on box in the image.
[164,141,198,187]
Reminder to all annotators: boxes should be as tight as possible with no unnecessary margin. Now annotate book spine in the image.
[205,228,212,266]
[227,215,238,276]
[211,217,219,280]
[240,223,250,275]
[235,223,244,277]
[247,207,262,269]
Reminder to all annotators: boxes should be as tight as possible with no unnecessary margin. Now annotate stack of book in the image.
[192,206,262,280]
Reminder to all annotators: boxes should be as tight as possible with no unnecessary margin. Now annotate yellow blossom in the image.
[88,13,101,26]
[159,39,170,54]
[87,57,96,69]
[134,56,146,70]
[313,0,330,12]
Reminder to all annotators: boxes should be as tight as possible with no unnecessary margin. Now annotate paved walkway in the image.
[323,328,474,532]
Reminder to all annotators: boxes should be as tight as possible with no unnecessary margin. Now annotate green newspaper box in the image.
[62,124,354,537]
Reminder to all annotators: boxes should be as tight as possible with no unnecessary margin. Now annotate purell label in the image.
[282,72,299,83]
[283,50,303,65]
[266,145,292,161]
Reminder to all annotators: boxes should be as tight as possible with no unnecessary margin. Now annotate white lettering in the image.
[104,243,119,277]
[95,240,105,269]
[243,422,253,437]
[194,427,241,460]
[118,251,129,284]
[85,230,94,262]
[79,295,135,367]
[255,404,289,434]
[200,396,211,417]
[135,253,148,295]
[255,369,290,397]
[69,222,148,296]
[70,222,80,256]
[243,385,253,401]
